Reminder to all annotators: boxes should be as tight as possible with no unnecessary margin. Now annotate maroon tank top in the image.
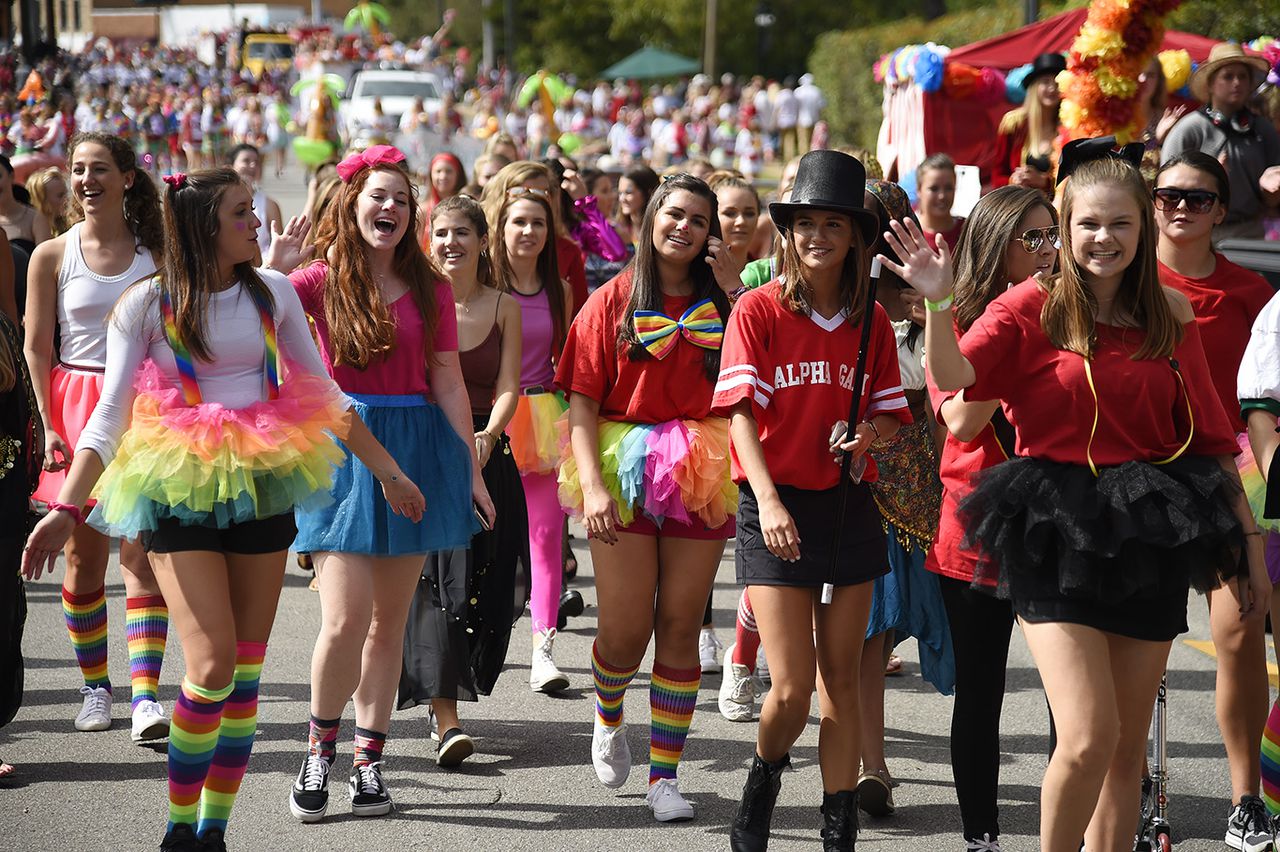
[460,320,501,415]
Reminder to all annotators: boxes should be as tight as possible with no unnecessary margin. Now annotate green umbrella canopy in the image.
[599,46,701,80]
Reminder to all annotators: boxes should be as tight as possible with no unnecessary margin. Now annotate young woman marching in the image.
[558,173,740,822]
[717,150,911,851]
[287,145,490,822]
[23,133,172,742]
[1154,151,1277,847]
[22,167,425,852]
[397,194,529,768]
[898,140,1269,852]
[925,184,1058,850]
[484,174,576,691]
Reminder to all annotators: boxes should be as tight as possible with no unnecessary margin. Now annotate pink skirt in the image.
[34,365,104,505]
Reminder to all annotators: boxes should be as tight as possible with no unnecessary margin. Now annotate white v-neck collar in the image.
[808,308,848,333]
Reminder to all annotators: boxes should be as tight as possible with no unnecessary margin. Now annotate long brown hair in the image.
[157,168,272,361]
[430,194,495,290]
[1042,157,1181,359]
[67,132,164,254]
[953,186,1055,332]
[489,187,567,350]
[617,173,729,380]
[312,162,442,369]
[777,213,872,325]
[480,160,557,236]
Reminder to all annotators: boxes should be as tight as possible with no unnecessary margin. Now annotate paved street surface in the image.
[1,166,1253,850]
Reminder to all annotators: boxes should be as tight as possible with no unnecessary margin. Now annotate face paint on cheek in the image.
[234,221,247,231]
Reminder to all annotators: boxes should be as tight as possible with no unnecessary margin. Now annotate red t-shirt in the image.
[923,218,965,253]
[556,236,589,320]
[555,269,719,423]
[711,281,912,489]
[1159,255,1272,432]
[290,261,457,396]
[962,280,1237,466]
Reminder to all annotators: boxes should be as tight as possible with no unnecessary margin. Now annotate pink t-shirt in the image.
[290,261,458,396]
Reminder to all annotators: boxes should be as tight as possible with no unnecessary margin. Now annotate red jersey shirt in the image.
[962,280,1237,466]
[712,281,912,489]
[1159,255,1272,432]
[555,269,720,423]
[556,236,589,320]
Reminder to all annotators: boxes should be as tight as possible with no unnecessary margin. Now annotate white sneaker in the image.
[530,628,569,693]
[591,716,631,788]
[74,685,113,732]
[646,777,695,822]
[756,646,770,685]
[698,628,724,674]
[718,645,760,722]
[130,699,169,742]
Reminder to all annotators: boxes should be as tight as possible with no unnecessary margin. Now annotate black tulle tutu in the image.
[959,455,1245,609]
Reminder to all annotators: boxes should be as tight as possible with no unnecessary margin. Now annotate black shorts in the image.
[736,482,889,588]
[141,513,297,555]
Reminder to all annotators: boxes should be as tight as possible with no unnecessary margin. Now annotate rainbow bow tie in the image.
[633,298,724,360]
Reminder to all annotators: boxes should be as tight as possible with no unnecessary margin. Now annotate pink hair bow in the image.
[162,172,187,189]
[336,144,407,183]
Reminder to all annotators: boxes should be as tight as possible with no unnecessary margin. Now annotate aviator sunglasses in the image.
[1011,225,1061,253]
[1152,187,1219,215]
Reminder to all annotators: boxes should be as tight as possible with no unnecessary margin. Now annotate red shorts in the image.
[612,514,736,541]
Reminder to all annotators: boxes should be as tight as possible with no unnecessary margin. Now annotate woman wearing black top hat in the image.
[992,53,1066,191]
[713,150,912,851]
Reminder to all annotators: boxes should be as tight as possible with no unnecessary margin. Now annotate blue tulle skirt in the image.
[295,394,477,556]
[865,524,956,695]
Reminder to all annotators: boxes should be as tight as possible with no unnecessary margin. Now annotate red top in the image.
[962,280,1237,466]
[290,261,458,395]
[712,281,912,489]
[1159,255,1272,433]
[556,269,719,423]
[923,218,966,252]
[556,236,589,320]
[990,118,1026,188]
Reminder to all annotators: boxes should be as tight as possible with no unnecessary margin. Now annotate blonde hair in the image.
[27,167,71,236]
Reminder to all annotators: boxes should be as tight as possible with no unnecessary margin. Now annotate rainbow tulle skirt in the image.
[508,391,567,475]
[558,416,738,530]
[88,360,348,538]
[1237,430,1280,533]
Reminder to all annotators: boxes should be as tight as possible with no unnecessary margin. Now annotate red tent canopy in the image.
[947,7,1221,69]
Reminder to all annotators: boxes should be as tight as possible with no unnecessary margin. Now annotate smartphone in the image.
[474,504,493,531]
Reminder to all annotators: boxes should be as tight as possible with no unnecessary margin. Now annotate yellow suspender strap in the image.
[1082,356,1195,478]
[1082,357,1101,478]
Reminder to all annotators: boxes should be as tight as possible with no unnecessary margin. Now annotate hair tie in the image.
[336,144,407,183]
[162,172,188,189]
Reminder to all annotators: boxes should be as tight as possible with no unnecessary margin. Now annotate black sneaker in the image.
[198,828,226,852]
[349,761,393,816]
[289,752,332,823]
[159,824,203,852]
[1226,794,1273,852]
[437,727,475,768]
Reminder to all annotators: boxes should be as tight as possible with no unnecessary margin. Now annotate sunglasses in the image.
[1011,225,1061,253]
[1152,187,1219,215]
[506,186,550,201]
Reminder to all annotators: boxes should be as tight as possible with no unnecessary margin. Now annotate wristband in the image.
[924,294,954,312]
[47,501,85,526]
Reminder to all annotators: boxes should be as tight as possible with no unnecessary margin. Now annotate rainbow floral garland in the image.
[1058,0,1184,143]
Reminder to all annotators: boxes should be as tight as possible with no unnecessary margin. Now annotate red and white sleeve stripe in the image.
[715,363,774,409]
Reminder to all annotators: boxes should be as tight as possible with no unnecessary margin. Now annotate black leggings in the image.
[939,575,1016,841]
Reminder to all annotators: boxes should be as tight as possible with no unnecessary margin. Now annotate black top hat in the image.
[1056,135,1144,185]
[769,150,880,243]
[1026,52,1067,84]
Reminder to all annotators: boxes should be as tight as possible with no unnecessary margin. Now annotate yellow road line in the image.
[1184,638,1280,687]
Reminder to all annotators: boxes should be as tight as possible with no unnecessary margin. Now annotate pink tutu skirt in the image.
[34,365,103,505]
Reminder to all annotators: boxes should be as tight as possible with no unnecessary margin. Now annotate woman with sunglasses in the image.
[1154,151,1277,844]
[925,185,1057,850]
[897,141,1268,852]
[485,176,576,692]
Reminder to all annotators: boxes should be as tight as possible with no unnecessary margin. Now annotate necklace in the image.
[455,284,481,313]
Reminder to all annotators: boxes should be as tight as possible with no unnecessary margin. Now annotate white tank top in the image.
[253,188,272,256]
[57,222,158,369]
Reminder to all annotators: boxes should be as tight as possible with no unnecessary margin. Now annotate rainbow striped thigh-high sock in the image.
[197,642,266,840]
[167,679,233,832]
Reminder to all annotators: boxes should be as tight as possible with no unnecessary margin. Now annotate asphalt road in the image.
[0,164,1254,851]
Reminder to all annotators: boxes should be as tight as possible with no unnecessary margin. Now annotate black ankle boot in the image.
[730,752,790,852]
[820,790,859,851]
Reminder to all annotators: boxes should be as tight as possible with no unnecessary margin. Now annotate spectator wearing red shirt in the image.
[557,175,740,824]
[916,153,966,253]
[924,184,1058,850]
[1155,151,1279,842]
[714,151,910,850]
[897,142,1269,852]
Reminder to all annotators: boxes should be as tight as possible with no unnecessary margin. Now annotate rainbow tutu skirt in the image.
[558,416,738,529]
[1237,430,1280,533]
[508,391,568,475]
[88,360,347,538]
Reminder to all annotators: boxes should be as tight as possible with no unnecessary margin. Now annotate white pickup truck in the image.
[340,68,444,146]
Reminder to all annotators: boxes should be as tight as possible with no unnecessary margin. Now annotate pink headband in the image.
[336,144,407,183]
[162,172,188,189]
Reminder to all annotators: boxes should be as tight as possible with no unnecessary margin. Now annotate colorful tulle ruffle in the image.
[1237,430,1280,532]
[558,416,738,529]
[508,391,567,475]
[90,360,348,537]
